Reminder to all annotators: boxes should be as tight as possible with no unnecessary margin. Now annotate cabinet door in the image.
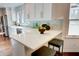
[21,5,25,24]
[43,3,52,20]
[24,4,35,20]
[11,39,25,56]
[35,3,43,19]
[29,4,35,20]
[69,8,79,19]
[8,27,16,38]
[24,4,29,19]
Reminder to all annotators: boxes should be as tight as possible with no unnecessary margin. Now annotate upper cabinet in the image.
[52,3,70,19]
[24,4,29,19]
[28,4,35,19]
[24,3,53,20]
[35,3,43,19]
[69,3,79,19]
[43,3,52,20]
[14,3,70,24]
[24,4,35,20]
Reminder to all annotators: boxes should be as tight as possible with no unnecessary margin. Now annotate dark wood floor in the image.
[55,51,79,56]
[63,52,79,56]
[0,36,12,56]
[0,36,79,56]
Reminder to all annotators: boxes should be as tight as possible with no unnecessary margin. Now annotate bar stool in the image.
[48,38,64,55]
[31,46,56,56]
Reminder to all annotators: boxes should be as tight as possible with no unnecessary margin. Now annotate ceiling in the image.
[0,3,24,8]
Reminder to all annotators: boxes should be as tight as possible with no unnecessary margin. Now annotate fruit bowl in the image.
[38,28,45,34]
[42,24,50,30]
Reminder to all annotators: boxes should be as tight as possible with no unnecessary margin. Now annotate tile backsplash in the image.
[20,19,64,30]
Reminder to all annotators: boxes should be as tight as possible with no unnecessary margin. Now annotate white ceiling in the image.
[0,3,24,8]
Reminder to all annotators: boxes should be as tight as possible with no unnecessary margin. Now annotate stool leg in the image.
[48,44,50,48]
[62,43,64,55]
[1,35,4,40]
[59,47,60,54]
[53,46,54,50]
[2,35,5,40]
[59,47,60,52]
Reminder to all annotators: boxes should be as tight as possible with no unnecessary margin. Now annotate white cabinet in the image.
[35,3,52,20]
[15,5,25,24]
[15,4,53,23]
[29,4,35,19]
[11,39,25,56]
[35,3,43,19]
[24,4,29,19]
[43,3,52,20]
[21,5,25,23]
[8,26,17,38]
[24,3,52,20]
[6,8,13,26]
[24,4,35,20]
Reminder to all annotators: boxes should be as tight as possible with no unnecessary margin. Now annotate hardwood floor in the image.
[0,36,12,56]
[56,52,79,56]
[63,52,79,56]
[0,36,79,56]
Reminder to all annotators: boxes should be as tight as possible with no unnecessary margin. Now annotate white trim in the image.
[65,35,79,39]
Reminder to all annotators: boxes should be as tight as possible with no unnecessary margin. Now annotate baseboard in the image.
[63,52,79,56]
[64,49,79,52]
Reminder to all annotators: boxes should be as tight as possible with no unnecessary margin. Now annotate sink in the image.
[22,27,35,33]
[16,28,22,34]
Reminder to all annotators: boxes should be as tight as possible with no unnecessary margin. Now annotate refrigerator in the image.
[1,15,9,36]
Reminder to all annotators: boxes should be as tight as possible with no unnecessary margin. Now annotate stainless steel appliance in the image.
[1,15,9,36]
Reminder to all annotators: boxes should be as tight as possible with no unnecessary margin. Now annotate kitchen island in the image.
[9,26,62,56]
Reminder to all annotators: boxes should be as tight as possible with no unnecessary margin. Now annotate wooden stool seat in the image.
[31,46,56,56]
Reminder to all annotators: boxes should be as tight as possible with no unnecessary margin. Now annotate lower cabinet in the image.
[64,39,79,52]
[11,39,26,56]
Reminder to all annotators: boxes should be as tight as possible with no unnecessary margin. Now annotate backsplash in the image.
[20,19,64,30]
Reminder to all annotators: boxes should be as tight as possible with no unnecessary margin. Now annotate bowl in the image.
[39,28,45,34]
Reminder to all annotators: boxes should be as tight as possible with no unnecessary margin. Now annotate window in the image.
[68,20,79,35]
[68,3,79,36]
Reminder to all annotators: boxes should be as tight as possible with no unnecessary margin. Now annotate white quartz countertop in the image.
[9,25,23,28]
[10,28,62,50]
